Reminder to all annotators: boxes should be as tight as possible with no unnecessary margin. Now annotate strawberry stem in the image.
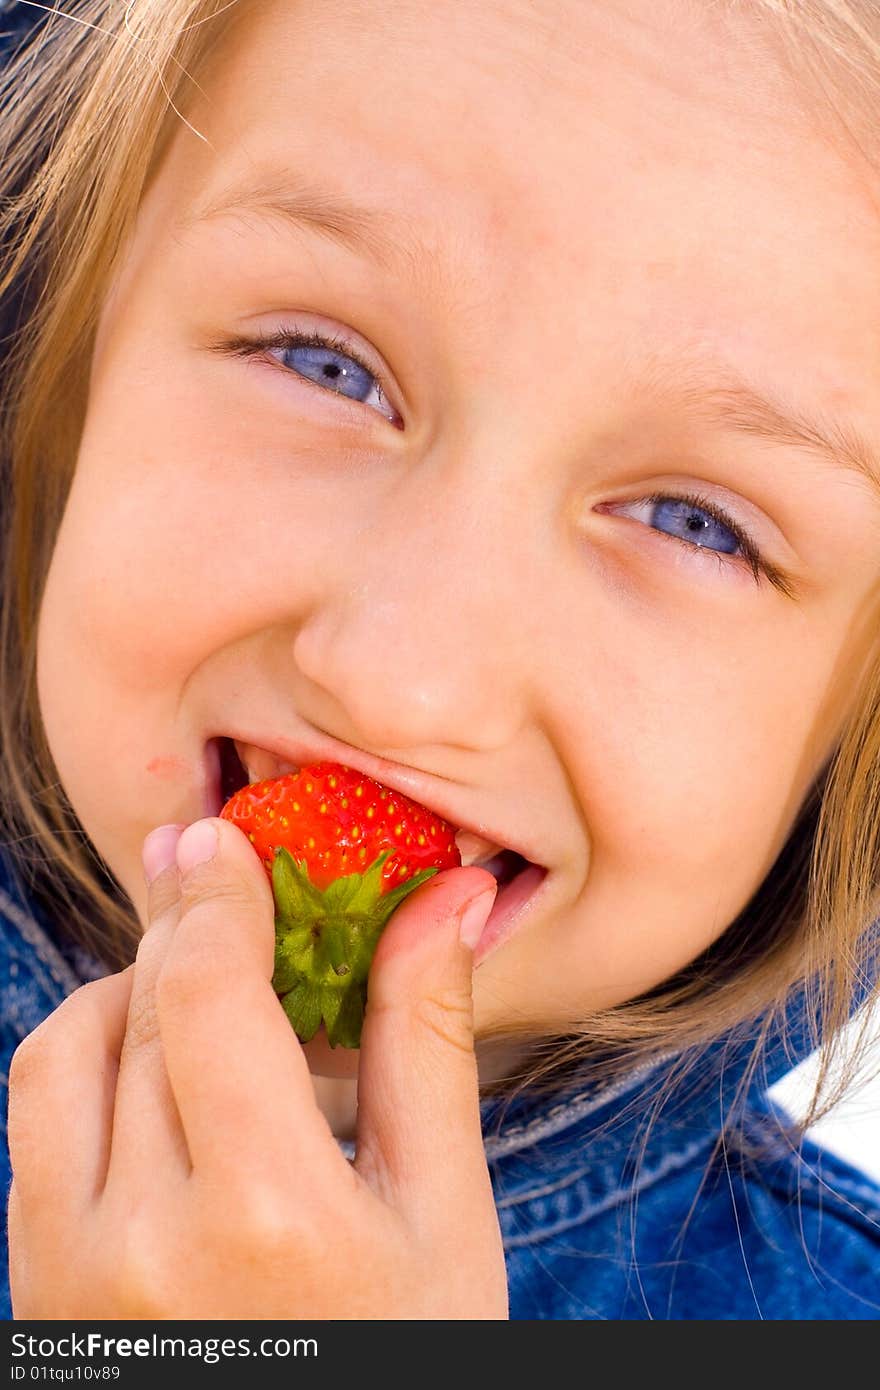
[270,846,439,1048]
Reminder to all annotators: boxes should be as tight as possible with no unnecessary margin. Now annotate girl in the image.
[1,0,879,1320]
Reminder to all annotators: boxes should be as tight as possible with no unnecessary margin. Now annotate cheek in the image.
[32,350,367,894]
[36,353,345,689]
[550,611,828,989]
[485,599,840,1022]
[582,639,822,899]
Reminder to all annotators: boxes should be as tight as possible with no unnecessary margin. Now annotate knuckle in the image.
[6,977,105,1093]
[146,874,182,925]
[181,879,258,920]
[7,1031,45,1096]
[158,891,271,1013]
[412,987,474,1055]
[76,973,127,1007]
[154,950,209,1021]
[122,986,161,1049]
[134,924,166,973]
[228,1182,315,1260]
[115,1213,172,1317]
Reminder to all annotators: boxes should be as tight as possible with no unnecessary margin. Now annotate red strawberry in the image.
[220,762,461,1048]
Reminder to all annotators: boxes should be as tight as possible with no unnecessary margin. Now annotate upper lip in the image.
[222,729,551,871]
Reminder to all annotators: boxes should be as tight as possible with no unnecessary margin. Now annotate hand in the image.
[6,817,507,1318]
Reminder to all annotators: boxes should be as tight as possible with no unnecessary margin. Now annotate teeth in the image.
[455,830,506,868]
[235,739,300,786]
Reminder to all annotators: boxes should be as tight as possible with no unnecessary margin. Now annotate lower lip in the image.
[203,736,550,961]
[474,862,549,966]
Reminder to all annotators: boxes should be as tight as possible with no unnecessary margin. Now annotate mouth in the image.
[205,735,551,963]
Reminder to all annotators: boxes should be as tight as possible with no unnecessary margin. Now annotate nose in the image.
[291,474,535,754]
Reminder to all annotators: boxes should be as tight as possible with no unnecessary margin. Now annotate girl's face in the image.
[37,0,880,1062]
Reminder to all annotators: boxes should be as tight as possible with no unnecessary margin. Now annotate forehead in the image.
[150,0,880,425]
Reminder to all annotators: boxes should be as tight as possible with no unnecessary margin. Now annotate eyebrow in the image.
[648,357,880,500]
[186,179,880,496]
[183,175,414,269]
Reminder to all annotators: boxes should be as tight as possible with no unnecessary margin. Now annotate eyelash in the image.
[213,325,397,421]
[215,327,790,595]
[631,489,765,585]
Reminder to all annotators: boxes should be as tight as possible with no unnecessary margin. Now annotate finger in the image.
[106,825,192,1187]
[353,866,497,1221]
[156,817,346,1183]
[7,968,134,1221]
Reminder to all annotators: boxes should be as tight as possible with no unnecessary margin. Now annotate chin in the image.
[301,1028,361,1079]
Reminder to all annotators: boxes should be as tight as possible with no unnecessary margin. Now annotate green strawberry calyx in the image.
[270,847,439,1049]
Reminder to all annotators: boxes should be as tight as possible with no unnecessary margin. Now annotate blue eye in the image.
[277,340,376,402]
[604,489,765,583]
[217,326,402,426]
[646,496,739,553]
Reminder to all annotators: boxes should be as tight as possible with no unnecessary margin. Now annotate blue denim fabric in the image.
[1,839,879,1320]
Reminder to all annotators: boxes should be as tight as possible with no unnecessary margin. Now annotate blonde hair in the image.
[1,0,879,1129]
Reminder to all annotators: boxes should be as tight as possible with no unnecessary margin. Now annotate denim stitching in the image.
[331,1055,672,1169]
[495,1161,592,1209]
[483,1052,673,1161]
[499,1134,714,1249]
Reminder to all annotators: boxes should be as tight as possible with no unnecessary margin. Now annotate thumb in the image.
[353,866,498,1216]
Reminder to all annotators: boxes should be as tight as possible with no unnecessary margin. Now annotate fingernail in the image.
[458,889,497,949]
[142,824,185,886]
[176,820,218,876]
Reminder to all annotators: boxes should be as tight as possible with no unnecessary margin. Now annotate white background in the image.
[770,1004,880,1180]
